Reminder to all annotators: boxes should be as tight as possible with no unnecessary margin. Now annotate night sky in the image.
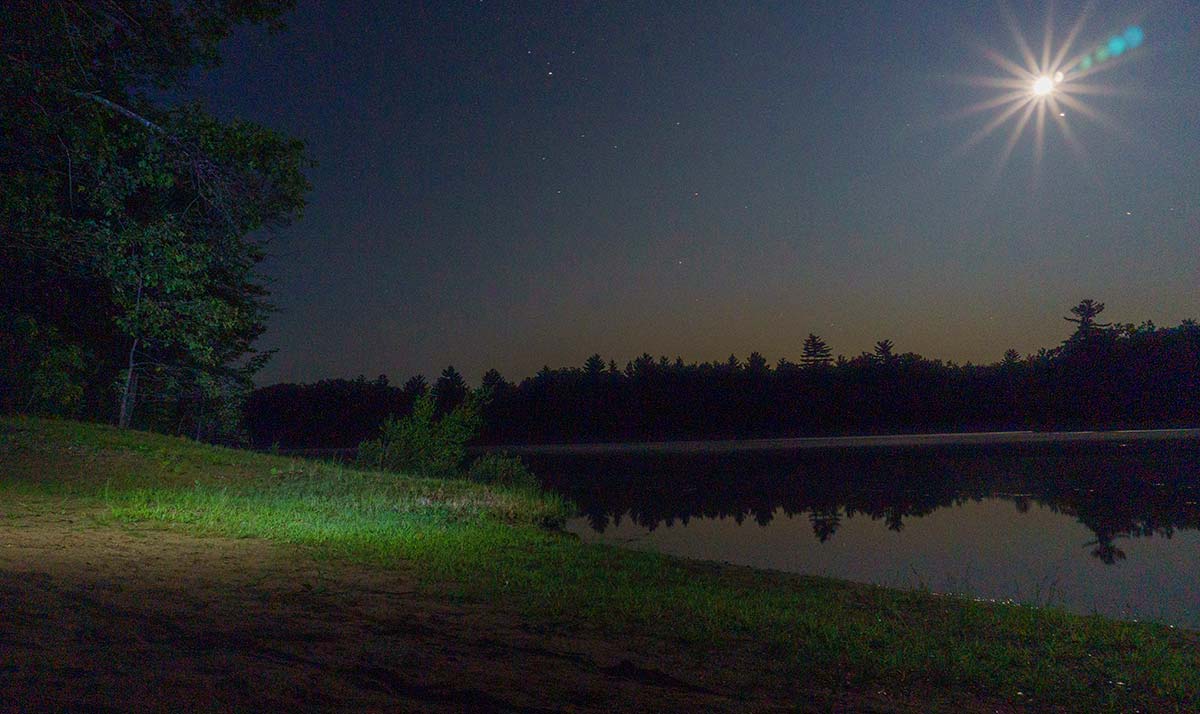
[190,1,1200,385]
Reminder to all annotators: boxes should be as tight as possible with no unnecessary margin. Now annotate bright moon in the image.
[954,12,1143,178]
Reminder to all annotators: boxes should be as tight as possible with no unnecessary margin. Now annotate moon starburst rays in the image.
[951,6,1135,179]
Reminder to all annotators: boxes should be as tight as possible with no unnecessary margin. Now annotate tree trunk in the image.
[117,337,138,428]
[117,279,143,429]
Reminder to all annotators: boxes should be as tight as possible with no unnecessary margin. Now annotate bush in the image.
[356,392,480,477]
[466,453,538,490]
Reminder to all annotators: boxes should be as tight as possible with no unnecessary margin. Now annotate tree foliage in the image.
[1,0,309,438]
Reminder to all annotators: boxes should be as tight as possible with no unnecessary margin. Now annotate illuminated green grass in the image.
[3,416,1198,712]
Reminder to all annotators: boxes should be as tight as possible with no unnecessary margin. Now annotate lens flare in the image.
[949,8,1144,180]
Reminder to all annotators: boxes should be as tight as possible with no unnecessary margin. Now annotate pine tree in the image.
[873,339,896,363]
[583,354,606,377]
[401,374,428,400]
[432,366,467,415]
[1065,299,1112,340]
[800,334,833,368]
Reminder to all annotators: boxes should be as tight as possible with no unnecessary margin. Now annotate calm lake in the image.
[525,441,1200,628]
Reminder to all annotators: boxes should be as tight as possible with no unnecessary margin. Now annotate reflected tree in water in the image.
[535,445,1200,565]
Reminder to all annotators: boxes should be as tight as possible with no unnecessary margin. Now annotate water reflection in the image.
[528,443,1200,625]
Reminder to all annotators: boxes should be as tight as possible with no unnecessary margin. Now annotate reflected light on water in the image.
[568,499,1200,627]
[534,444,1200,628]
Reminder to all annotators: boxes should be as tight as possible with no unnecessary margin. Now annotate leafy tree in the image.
[356,391,482,478]
[1,1,309,435]
[800,333,833,368]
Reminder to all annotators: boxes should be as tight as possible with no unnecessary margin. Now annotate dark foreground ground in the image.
[6,419,1196,713]
[0,497,1000,714]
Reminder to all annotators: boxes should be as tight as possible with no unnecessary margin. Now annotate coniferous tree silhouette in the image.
[402,374,428,399]
[1065,299,1112,340]
[433,366,467,416]
[480,368,511,394]
[583,354,606,377]
[800,334,833,368]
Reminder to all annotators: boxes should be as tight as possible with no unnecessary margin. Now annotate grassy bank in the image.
[3,417,1198,711]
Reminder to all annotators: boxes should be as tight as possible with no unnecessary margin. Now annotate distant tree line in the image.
[244,301,1200,449]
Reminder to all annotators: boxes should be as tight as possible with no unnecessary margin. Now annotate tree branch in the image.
[70,90,244,231]
[70,90,169,136]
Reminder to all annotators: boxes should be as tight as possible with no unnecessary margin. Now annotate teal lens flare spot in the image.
[1079,55,1093,70]
[1124,26,1144,49]
[1108,36,1127,57]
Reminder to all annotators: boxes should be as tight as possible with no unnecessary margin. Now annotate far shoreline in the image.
[276,427,1200,459]
[495,427,1200,454]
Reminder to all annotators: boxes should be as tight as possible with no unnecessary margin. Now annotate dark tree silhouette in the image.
[873,339,896,363]
[809,509,842,543]
[402,375,428,399]
[584,354,606,377]
[433,366,468,416]
[800,333,833,368]
[1065,299,1112,339]
[242,376,410,449]
[481,368,510,393]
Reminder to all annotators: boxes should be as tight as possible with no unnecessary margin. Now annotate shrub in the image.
[466,453,538,490]
[357,392,481,477]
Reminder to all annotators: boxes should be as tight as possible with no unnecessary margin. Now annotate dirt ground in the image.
[0,497,1012,713]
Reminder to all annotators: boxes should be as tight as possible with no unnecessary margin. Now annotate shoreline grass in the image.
[3,416,1199,712]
